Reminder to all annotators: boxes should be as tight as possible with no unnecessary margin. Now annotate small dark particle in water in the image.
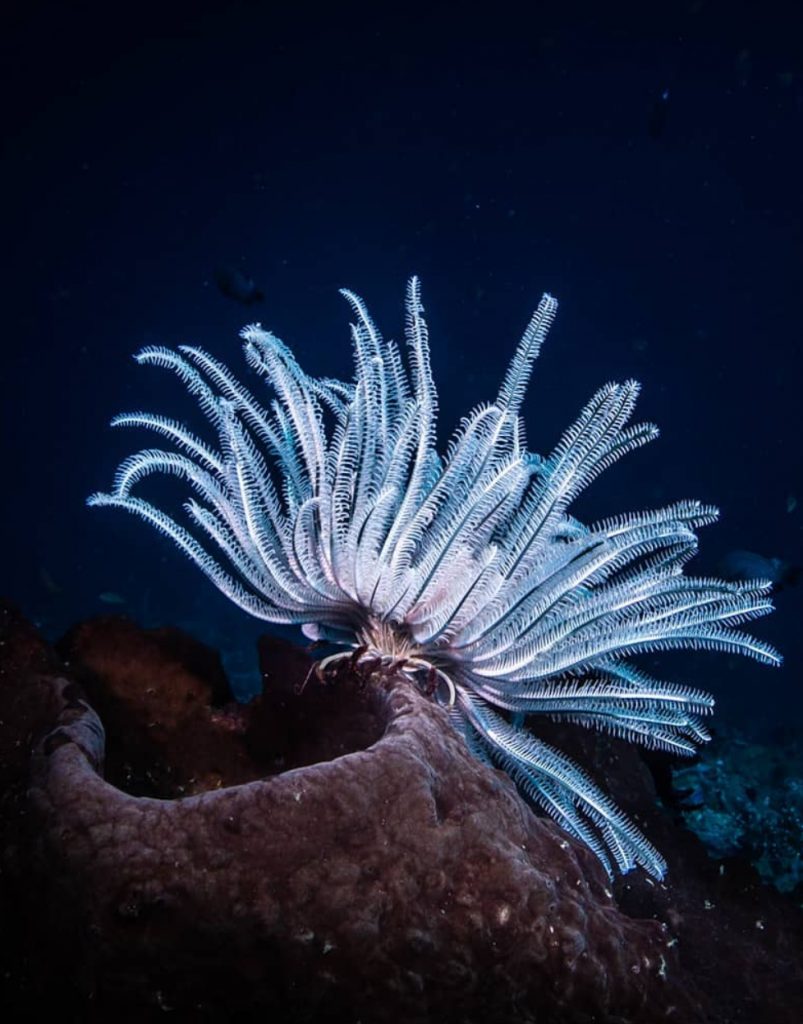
[648,88,670,140]
[214,266,265,305]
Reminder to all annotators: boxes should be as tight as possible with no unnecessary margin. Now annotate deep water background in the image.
[2,0,801,732]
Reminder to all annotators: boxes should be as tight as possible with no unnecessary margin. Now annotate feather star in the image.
[89,278,780,878]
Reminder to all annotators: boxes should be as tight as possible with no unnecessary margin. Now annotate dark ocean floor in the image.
[1,600,801,1023]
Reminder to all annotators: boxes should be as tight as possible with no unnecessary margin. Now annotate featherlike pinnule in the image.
[89,278,780,878]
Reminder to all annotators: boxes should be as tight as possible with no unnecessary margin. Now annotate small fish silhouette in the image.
[717,549,801,592]
[214,266,264,305]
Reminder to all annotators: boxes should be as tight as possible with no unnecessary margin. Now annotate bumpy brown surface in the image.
[2,602,801,1022]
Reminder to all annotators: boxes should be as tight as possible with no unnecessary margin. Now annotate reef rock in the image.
[0,602,747,1022]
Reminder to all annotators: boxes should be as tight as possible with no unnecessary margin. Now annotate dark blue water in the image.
[3,0,800,735]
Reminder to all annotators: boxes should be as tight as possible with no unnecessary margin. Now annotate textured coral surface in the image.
[1,602,801,1023]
